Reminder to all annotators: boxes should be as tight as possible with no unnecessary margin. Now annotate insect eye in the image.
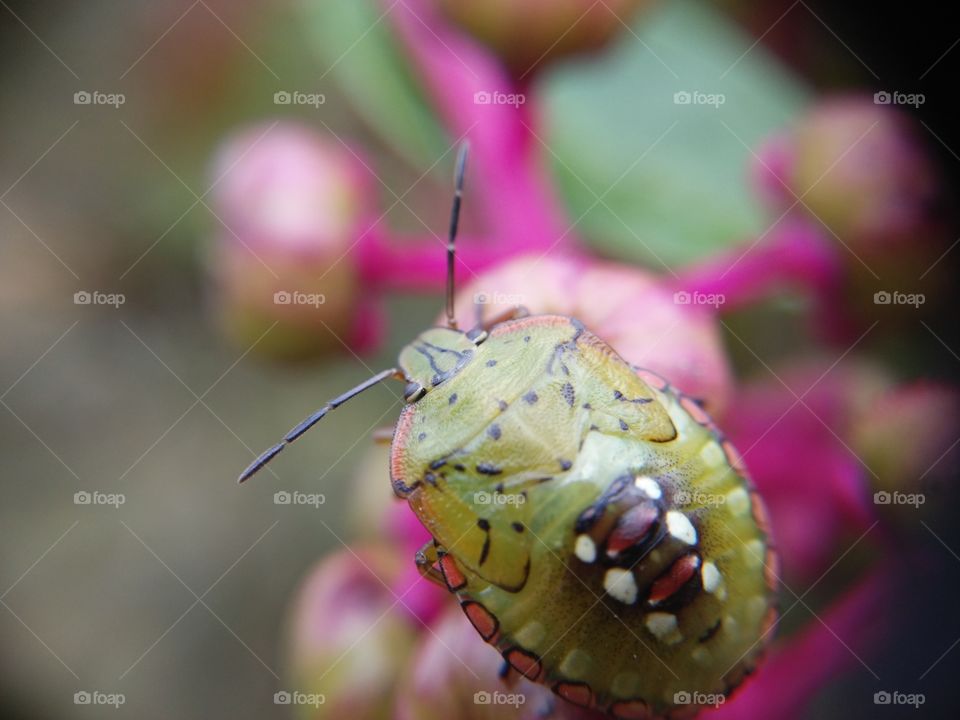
[404,382,427,402]
[466,328,488,345]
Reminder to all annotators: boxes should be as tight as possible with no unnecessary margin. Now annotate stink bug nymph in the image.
[240,144,778,719]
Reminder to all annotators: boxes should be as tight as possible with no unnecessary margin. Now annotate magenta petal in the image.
[706,566,890,720]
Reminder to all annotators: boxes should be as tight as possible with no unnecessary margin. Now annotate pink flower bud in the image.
[396,606,602,720]
[208,122,381,359]
[447,254,733,415]
[432,0,656,77]
[285,545,420,719]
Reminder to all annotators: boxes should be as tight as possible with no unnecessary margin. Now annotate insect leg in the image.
[414,541,446,588]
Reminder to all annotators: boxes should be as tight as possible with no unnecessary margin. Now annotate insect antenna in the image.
[445,141,470,329]
[237,367,401,483]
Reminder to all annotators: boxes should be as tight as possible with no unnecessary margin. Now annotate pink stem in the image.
[672,218,844,312]
[386,0,572,253]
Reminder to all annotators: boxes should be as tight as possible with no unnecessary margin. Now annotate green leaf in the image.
[541,0,811,269]
[301,0,449,169]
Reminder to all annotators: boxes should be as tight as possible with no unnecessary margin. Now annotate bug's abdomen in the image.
[446,380,777,719]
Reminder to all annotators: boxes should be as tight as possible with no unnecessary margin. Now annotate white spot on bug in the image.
[604,568,639,605]
[575,535,597,563]
[560,649,592,677]
[611,672,642,698]
[645,612,682,644]
[634,475,662,499]
[701,561,722,594]
[515,620,546,647]
[666,511,697,545]
[724,615,740,640]
[725,486,750,515]
[700,440,725,466]
[691,646,712,665]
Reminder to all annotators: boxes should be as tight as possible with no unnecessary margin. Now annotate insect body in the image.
[240,144,776,719]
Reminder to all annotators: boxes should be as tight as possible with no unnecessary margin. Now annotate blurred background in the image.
[1,1,958,718]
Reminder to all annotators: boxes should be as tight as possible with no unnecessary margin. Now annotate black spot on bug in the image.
[699,618,722,643]
[449,393,458,405]
[494,482,505,494]
[613,390,624,400]
[582,402,592,410]
[476,462,503,475]
[523,391,538,404]
[486,359,498,367]
[477,518,491,531]
[559,459,572,471]
[512,522,525,533]
[524,336,531,343]
[430,458,447,470]
[417,432,427,442]
[425,472,437,487]
[561,382,575,407]
[454,463,466,472]
[589,424,599,431]
[619,419,629,431]
[498,399,508,411]
[488,424,502,440]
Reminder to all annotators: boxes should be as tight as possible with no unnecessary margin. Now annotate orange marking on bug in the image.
[761,605,778,641]
[389,407,418,497]
[610,698,652,719]
[750,490,772,537]
[439,553,467,591]
[554,682,592,708]
[723,439,748,477]
[504,647,542,681]
[606,502,659,558]
[462,601,499,642]
[764,547,780,592]
[679,395,712,427]
[648,552,701,605]
[488,313,574,340]
[635,368,669,391]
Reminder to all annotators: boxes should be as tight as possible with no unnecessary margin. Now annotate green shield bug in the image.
[240,143,777,719]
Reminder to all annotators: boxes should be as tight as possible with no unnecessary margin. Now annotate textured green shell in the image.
[391,315,776,719]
